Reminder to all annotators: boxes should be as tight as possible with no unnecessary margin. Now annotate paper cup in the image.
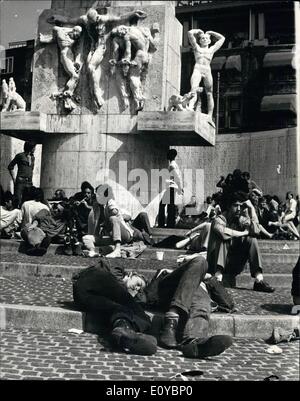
[156,251,164,261]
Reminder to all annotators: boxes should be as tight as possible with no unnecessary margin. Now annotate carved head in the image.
[1,79,9,101]
[8,77,16,92]
[198,33,211,47]
[71,25,82,39]
[115,25,129,38]
[87,8,100,23]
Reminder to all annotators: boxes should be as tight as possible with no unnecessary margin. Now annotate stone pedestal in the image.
[30,1,183,222]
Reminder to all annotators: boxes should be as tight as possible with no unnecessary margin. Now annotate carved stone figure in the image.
[47,5,147,109]
[109,23,160,111]
[39,25,83,111]
[168,88,203,112]
[1,78,26,112]
[188,29,225,120]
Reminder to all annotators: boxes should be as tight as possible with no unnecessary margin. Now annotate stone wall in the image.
[175,127,299,205]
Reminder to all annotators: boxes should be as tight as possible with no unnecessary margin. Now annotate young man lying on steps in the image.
[73,257,232,358]
[72,258,157,356]
[140,255,233,358]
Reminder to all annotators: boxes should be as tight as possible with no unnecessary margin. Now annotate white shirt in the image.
[21,200,49,226]
[168,160,183,192]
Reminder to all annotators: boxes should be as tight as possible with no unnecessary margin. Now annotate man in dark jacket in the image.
[73,256,232,359]
[72,259,157,356]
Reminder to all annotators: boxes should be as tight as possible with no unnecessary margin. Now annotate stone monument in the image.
[0,1,215,222]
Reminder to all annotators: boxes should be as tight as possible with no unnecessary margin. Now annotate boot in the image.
[269,327,300,344]
[159,317,178,349]
[181,335,233,359]
[111,319,157,356]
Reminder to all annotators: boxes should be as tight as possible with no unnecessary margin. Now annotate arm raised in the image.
[206,30,225,52]
[188,29,204,49]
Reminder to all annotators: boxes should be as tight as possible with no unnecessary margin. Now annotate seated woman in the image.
[70,181,95,239]
[83,184,153,258]
[0,191,22,238]
[268,192,299,240]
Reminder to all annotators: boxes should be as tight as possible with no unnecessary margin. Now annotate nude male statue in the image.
[187,29,225,120]
[39,26,83,102]
[47,4,147,109]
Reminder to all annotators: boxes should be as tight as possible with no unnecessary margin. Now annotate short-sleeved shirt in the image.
[8,152,35,180]
[21,200,49,226]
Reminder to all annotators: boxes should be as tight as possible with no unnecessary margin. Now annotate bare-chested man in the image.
[187,29,225,120]
[39,26,83,100]
[47,5,147,109]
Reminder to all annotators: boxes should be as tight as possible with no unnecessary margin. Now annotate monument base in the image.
[137,111,215,146]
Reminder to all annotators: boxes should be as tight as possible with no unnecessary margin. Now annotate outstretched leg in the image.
[87,47,105,108]
[188,68,202,110]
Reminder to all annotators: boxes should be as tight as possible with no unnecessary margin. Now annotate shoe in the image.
[26,247,47,256]
[72,243,82,256]
[111,320,157,356]
[63,244,73,256]
[253,281,275,293]
[159,317,178,349]
[269,327,300,344]
[82,250,99,258]
[181,335,233,359]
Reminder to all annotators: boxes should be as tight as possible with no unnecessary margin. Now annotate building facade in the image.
[174,0,298,201]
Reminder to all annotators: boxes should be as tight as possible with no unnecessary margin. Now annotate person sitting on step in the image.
[83,184,153,258]
[206,191,275,292]
[0,191,22,238]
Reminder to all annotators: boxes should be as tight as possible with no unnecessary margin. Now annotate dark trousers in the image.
[157,256,211,341]
[132,212,152,236]
[15,177,32,206]
[158,187,177,228]
[225,236,263,278]
[73,265,151,333]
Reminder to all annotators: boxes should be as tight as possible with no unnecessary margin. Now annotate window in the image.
[0,56,14,74]
[228,97,241,129]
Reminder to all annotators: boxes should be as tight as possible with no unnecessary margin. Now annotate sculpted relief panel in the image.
[38,4,160,113]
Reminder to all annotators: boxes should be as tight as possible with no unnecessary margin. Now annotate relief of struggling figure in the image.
[109,23,160,112]
[187,29,225,122]
[39,25,84,111]
[47,4,147,110]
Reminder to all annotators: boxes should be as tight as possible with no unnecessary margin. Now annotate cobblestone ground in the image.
[0,276,294,315]
[0,328,299,381]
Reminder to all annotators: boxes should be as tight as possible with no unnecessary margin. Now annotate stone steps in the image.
[1,233,298,340]
[0,302,298,340]
[0,260,293,288]
[1,239,298,266]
